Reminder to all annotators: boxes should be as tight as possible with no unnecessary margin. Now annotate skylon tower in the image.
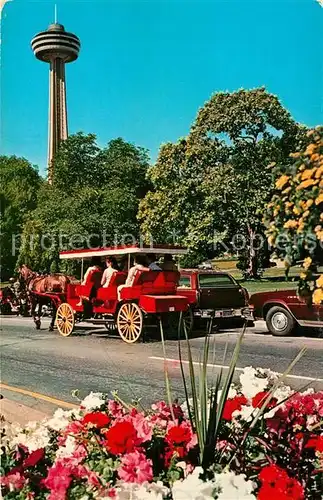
[31,21,80,183]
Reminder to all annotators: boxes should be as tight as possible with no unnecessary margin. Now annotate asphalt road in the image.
[1,316,322,412]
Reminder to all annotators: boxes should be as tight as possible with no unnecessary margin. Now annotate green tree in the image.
[139,88,304,275]
[18,135,150,272]
[52,132,101,190]
[0,156,42,278]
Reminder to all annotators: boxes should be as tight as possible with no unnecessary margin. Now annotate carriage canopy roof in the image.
[59,244,189,260]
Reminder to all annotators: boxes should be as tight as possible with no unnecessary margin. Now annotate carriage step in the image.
[82,318,113,324]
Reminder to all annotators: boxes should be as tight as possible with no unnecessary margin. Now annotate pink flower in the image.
[43,454,100,499]
[42,461,72,499]
[58,420,84,446]
[73,464,101,487]
[108,400,125,418]
[130,412,153,442]
[0,471,25,490]
[64,420,84,436]
[118,450,153,483]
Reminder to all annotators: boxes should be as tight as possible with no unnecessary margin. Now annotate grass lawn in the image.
[228,266,302,280]
[214,260,303,294]
[240,280,298,295]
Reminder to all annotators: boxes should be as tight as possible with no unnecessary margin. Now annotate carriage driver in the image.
[147,253,162,271]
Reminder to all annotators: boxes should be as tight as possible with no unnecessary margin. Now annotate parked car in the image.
[250,289,323,336]
[177,270,254,331]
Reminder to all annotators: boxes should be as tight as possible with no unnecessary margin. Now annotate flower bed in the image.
[1,367,322,499]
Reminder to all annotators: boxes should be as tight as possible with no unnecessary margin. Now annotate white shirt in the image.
[125,264,146,286]
[101,267,117,288]
[82,266,98,285]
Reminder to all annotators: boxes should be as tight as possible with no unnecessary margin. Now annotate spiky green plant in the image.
[159,313,307,471]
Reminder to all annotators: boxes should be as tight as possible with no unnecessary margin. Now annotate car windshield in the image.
[199,274,236,288]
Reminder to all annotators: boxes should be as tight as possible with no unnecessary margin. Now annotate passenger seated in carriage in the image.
[101,256,119,288]
[117,255,149,300]
[161,254,178,271]
[76,257,102,306]
[147,253,162,271]
[81,256,102,285]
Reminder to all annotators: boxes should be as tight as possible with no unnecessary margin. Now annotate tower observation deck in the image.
[31,23,80,183]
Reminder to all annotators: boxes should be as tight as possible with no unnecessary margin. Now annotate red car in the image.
[250,289,323,336]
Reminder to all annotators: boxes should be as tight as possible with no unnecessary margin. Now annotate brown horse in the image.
[18,265,72,330]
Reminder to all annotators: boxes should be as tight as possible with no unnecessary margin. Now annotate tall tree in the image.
[139,88,304,274]
[0,156,42,278]
[18,135,150,272]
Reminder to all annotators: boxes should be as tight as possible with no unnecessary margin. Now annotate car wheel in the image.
[266,306,296,336]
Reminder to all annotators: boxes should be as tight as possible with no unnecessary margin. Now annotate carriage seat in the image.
[118,270,180,301]
[96,272,127,301]
[76,269,103,300]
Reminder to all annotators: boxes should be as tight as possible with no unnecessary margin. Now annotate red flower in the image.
[104,421,138,455]
[252,391,277,409]
[222,395,248,420]
[166,424,192,446]
[23,448,44,468]
[82,412,111,429]
[259,464,284,484]
[305,435,323,453]
[258,465,304,500]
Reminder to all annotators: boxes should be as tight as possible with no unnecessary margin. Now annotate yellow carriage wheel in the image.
[56,303,75,337]
[117,302,143,343]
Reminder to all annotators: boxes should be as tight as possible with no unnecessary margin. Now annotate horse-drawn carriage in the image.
[22,245,191,343]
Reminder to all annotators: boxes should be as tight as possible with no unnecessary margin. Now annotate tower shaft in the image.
[48,57,68,183]
[31,22,80,184]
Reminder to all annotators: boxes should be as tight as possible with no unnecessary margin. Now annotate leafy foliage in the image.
[265,127,323,303]
[18,135,150,272]
[0,156,42,279]
[139,88,304,274]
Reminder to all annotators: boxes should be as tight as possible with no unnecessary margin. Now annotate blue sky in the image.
[1,0,322,175]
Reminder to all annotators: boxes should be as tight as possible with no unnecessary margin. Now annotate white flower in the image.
[317,0,323,7]
[272,384,293,404]
[171,467,215,500]
[55,435,77,459]
[80,392,106,411]
[214,471,256,499]
[113,481,169,499]
[46,408,72,431]
[171,468,256,500]
[239,367,269,399]
[217,387,237,401]
[11,421,51,452]
[233,405,258,423]
[301,388,315,396]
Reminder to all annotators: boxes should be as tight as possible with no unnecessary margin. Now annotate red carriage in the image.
[49,245,190,343]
